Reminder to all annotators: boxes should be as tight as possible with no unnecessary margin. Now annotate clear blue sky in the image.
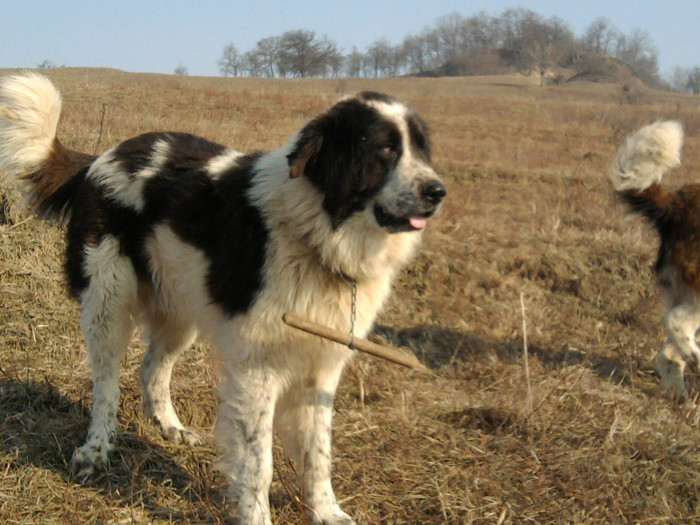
[1,1,698,77]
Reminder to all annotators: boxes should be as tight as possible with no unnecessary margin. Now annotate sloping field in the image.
[1,68,700,524]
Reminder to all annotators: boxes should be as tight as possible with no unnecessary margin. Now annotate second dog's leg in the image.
[656,338,688,399]
[665,302,700,366]
[663,301,700,400]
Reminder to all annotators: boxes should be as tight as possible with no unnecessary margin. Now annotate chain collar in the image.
[348,278,357,350]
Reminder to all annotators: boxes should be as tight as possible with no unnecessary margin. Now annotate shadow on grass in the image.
[373,324,639,387]
[0,372,223,523]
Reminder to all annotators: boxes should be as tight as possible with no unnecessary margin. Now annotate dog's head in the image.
[287,92,445,233]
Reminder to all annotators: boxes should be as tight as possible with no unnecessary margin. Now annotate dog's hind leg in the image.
[275,358,356,525]
[140,318,200,445]
[71,236,138,477]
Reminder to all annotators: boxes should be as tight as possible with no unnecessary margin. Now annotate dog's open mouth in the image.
[374,205,433,233]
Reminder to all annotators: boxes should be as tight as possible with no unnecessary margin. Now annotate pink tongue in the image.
[409,216,427,229]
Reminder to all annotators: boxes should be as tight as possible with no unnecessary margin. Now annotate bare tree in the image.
[218,43,242,77]
[215,7,663,85]
[507,13,574,85]
[402,10,504,75]
[402,34,428,74]
[247,37,281,77]
[174,64,189,76]
[434,12,465,63]
[460,12,501,54]
[325,46,345,78]
[366,39,394,77]
[523,39,567,86]
[615,28,660,86]
[421,29,444,71]
[687,67,700,94]
[344,47,364,77]
[616,29,652,65]
[389,45,408,76]
[670,67,690,92]
[500,7,541,51]
[580,17,619,55]
[241,50,263,77]
[277,30,339,78]
[37,59,56,69]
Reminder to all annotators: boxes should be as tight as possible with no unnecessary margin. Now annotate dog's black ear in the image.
[287,124,324,179]
[286,99,391,229]
[286,115,351,229]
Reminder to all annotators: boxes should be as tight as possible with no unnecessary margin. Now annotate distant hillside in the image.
[419,50,514,78]
[563,53,640,84]
[419,50,643,87]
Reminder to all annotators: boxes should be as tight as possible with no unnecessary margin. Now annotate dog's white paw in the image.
[150,415,202,446]
[309,504,357,525]
[71,441,111,478]
[659,374,688,401]
[162,425,202,446]
[656,348,688,400]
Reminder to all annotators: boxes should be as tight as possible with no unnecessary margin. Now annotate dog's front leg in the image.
[216,365,282,525]
[302,394,356,525]
[276,363,356,525]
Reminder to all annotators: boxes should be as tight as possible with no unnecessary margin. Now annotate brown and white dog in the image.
[0,74,445,524]
[610,120,700,399]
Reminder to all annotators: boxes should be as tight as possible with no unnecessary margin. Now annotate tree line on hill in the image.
[215,7,700,93]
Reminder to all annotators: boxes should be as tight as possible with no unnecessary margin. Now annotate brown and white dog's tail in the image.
[0,73,94,221]
[610,120,684,230]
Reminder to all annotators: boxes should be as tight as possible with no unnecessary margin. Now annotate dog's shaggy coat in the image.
[0,73,445,524]
[610,120,700,399]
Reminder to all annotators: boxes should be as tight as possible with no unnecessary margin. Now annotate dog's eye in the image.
[381,143,396,155]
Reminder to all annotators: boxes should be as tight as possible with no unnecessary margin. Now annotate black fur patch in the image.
[63,132,268,316]
[64,177,146,297]
[144,152,268,316]
[41,165,91,224]
[112,132,227,174]
[407,114,431,162]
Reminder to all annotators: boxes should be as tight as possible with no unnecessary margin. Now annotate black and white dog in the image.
[0,74,445,524]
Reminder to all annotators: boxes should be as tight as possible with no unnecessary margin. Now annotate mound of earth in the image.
[419,49,642,87]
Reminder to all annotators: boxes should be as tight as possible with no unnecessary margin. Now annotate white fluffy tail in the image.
[0,73,62,181]
[610,120,684,192]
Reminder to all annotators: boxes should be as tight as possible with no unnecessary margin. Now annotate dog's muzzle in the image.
[374,179,447,233]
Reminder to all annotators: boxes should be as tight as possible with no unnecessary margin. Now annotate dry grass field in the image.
[1,67,700,524]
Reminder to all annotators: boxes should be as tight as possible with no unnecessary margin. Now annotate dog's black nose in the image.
[421,180,447,204]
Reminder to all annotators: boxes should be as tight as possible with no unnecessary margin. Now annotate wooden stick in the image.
[282,312,427,371]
